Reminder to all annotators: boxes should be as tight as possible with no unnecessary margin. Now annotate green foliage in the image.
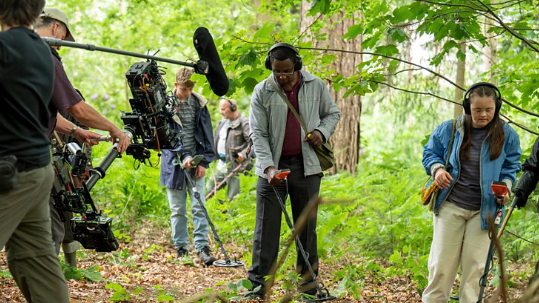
[106,282,131,301]
[63,263,104,282]
[0,270,12,279]
[40,0,539,300]
[154,285,174,302]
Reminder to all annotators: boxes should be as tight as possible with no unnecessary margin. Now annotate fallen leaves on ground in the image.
[0,220,529,302]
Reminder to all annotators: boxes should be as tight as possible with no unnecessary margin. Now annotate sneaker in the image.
[177,247,194,265]
[176,247,189,258]
[197,246,216,266]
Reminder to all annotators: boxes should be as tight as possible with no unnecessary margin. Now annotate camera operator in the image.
[207,98,252,201]
[0,0,70,302]
[34,8,130,151]
[160,67,217,265]
[34,8,131,260]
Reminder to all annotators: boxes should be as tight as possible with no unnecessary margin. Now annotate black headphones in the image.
[264,42,303,71]
[462,82,502,115]
[228,99,237,112]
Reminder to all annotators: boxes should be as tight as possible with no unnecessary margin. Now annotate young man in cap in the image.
[160,68,217,265]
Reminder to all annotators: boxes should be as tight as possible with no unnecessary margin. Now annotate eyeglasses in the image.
[273,71,295,77]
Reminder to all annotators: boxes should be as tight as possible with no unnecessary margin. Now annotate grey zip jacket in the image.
[249,70,340,178]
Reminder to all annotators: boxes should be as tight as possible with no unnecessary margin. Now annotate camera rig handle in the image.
[86,143,120,191]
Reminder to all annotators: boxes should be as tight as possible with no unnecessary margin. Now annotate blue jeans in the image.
[166,174,209,251]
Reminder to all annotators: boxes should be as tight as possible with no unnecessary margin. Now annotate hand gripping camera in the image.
[51,141,119,252]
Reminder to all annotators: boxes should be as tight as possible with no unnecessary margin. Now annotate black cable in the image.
[505,230,539,246]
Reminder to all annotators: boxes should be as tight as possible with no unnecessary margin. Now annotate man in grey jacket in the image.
[247,43,340,299]
[208,98,251,201]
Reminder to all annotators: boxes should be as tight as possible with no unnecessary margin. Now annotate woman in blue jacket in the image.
[421,83,521,303]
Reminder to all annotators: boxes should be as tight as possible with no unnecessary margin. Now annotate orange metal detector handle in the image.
[275,169,291,180]
[491,181,508,198]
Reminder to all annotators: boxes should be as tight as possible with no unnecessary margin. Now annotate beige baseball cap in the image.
[40,8,75,42]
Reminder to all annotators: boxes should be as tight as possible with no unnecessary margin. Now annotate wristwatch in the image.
[70,125,79,136]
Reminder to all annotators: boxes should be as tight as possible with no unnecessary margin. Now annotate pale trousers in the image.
[422,201,490,303]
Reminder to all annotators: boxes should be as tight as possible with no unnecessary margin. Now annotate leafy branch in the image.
[374,81,539,135]
[301,46,539,118]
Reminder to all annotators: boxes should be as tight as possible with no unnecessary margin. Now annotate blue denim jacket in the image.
[160,92,215,190]
[422,116,521,230]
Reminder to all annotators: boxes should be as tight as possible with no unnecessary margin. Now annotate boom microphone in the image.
[193,27,229,96]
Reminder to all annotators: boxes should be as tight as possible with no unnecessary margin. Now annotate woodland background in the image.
[2,0,539,302]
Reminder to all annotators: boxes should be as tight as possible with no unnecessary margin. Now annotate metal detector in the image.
[205,163,242,201]
[271,169,336,302]
[180,156,244,267]
[476,182,509,303]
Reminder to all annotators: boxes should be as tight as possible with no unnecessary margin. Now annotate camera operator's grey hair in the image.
[34,16,66,30]
[175,67,195,88]
[0,0,45,27]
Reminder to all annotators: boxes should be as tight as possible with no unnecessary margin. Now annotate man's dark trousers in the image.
[248,155,321,295]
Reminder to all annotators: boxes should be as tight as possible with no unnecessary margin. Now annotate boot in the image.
[64,252,77,268]
[197,246,216,266]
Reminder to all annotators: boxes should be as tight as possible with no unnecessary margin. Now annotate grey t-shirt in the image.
[448,127,489,210]
[175,94,198,155]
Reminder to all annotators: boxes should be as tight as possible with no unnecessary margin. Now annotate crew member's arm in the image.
[51,56,130,153]
[67,101,130,153]
[55,114,101,146]
[513,136,539,208]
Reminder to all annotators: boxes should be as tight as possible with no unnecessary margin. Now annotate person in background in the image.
[160,67,217,265]
[207,98,252,201]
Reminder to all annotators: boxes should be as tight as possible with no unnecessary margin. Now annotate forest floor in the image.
[0,219,530,303]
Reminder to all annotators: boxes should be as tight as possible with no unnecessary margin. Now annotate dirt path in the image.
[0,220,527,302]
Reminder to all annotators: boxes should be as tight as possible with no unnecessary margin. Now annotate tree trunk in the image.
[483,13,497,81]
[300,2,362,173]
[453,42,466,118]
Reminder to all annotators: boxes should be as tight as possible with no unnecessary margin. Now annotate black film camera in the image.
[72,213,119,252]
[122,60,182,163]
[51,141,119,252]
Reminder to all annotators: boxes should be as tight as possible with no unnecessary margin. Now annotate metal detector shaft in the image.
[42,38,207,73]
[86,144,119,191]
[206,163,242,200]
[183,170,232,262]
[497,198,517,240]
[271,185,323,294]
[477,205,502,303]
